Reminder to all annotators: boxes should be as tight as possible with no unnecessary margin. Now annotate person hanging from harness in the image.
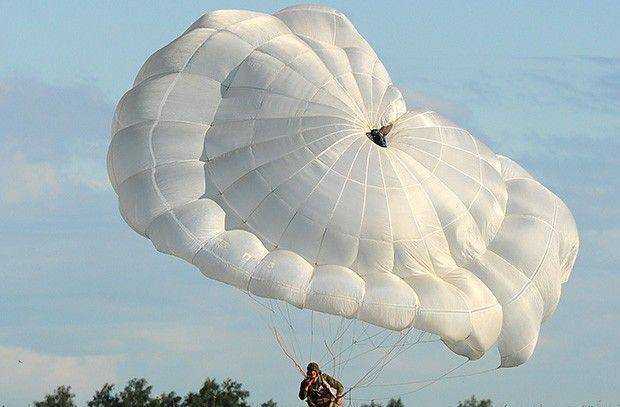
[299,362,344,407]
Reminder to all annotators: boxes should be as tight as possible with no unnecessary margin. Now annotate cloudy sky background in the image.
[1,1,618,406]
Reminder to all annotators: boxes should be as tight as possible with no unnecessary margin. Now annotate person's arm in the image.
[299,379,309,400]
[322,373,344,397]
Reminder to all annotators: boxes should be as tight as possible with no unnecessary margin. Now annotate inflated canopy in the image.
[108,4,579,368]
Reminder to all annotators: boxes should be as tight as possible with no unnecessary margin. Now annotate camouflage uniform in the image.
[298,372,344,407]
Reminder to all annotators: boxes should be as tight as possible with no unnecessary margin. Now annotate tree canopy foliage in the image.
[360,398,404,407]
[457,395,493,407]
[35,377,255,407]
[34,385,76,407]
[33,377,492,407]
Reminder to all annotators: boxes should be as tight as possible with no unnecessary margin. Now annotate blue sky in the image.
[0,1,618,406]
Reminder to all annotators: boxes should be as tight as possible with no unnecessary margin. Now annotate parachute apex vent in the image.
[367,123,392,147]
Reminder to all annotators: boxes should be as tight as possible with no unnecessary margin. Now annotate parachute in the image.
[107,3,579,393]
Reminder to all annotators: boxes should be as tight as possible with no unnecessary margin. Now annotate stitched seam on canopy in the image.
[504,202,558,306]
[214,128,360,194]
[386,150,436,273]
[274,136,367,246]
[393,126,500,172]
[367,58,377,122]
[418,302,500,314]
[134,28,217,87]
[143,14,277,243]
[226,30,369,123]
[500,334,539,361]
[242,133,365,222]
[377,149,394,243]
[378,94,407,121]
[389,144,486,237]
[242,45,364,122]
[227,84,362,124]
[356,143,375,240]
[207,126,355,170]
[339,49,371,127]
[292,36,369,119]
[396,140,503,211]
[307,291,363,303]
[388,146,486,274]
[507,213,562,236]
[315,139,370,263]
[372,84,396,125]
[204,132,299,162]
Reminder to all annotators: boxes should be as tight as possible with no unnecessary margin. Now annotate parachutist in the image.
[299,362,344,407]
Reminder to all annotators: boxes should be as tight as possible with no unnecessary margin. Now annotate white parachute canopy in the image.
[108,4,579,369]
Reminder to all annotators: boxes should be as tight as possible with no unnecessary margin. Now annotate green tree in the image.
[361,399,404,407]
[33,385,76,407]
[118,378,155,406]
[182,378,250,407]
[182,378,219,407]
[387,398,404,407]
[260,400,277,407]
[88,383,121,407]
[153,391,183,407]
[217,379,250,406]
[457,395,492,407]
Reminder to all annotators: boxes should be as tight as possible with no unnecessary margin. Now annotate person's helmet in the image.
[307,362,320,373]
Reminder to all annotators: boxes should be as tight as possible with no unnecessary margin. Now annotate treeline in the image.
[32,376,493,406]
[33,378,271,407]
[359,395,491,407]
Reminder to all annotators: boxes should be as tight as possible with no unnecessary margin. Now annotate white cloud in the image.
[118,324,205,354]
[402,89,474,127]
[0,345,122,405]
[0,150,61,205]
[0,77,112,209]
